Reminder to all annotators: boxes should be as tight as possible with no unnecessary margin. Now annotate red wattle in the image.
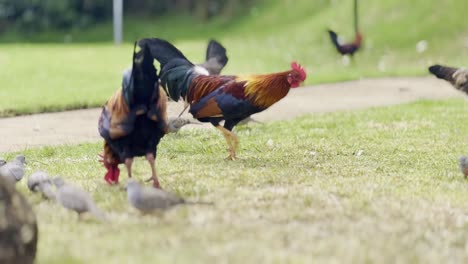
[104,168,115,185]
[103,160,120,185]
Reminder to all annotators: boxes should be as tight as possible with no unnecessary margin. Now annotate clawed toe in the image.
[225,154,237,161]
[153,181,161,189]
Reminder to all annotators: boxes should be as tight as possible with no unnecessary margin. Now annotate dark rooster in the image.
[98,40,168,188]
[328,0,363,57]
[140,38,307,160]
[428,65,468,95]
[197,39,229,75]
[328,30,363,57]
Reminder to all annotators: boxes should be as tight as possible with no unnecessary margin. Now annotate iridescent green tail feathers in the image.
[137,38,198,102]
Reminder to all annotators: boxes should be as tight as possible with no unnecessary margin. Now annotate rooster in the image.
[197,39,229,75]
[140,38,307,160]
[428,65,468,95]
[98,40,168,188]
[328,30,363,57]
[328,0,363,57]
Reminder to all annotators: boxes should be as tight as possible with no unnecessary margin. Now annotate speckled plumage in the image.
[0,177,38,264]
[0,155,26,184]
[27,171,55,200]
[459,156,468,178]
[126,180,185,213]
[53,177,106,220]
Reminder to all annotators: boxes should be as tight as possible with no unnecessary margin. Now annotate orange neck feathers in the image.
[353,33,363,46]
[242,71,292,109]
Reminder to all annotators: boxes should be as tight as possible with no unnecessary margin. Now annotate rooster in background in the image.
[197,39,229,75]
[328,0,363,58]
[98,40,168,188]
[328,30,363,57]
[428,65,468,95]
[140,38,307,160]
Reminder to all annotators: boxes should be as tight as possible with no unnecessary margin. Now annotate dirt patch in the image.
[0,77,463,153]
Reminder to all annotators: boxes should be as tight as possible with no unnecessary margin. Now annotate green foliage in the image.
[0,0,111,32]
[7,99,468,263]
[0,0,255,33]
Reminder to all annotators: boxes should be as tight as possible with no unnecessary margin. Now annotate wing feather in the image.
[189,80,254,119]
[187,75,236,103]
[192,97,223,118]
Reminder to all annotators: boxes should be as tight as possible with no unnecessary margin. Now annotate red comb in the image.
[291,62,307,81]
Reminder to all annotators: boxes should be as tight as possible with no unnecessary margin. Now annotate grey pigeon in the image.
[0,176,38,264]
[27,171,55,199]
[52,177,106,221]
[0,155,26,184]
[126,180,212,214]
[167,117,201,133]
[459,156,468,178]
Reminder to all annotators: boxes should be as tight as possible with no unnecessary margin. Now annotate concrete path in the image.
[0,77,464,152]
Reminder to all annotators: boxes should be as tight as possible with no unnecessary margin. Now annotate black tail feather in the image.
[428,64,457,83]
[206,39,228,67]
[121,42,137,106]
[137,38,192,68]
[139,42,156,72]
[327,30,340,50]
[136,38,196,102]
[123,41,159,107]
[197,39,229,75]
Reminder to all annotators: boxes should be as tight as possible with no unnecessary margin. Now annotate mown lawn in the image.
[5,99,468,263]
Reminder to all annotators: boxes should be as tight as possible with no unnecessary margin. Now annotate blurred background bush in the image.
[0,0,254,33]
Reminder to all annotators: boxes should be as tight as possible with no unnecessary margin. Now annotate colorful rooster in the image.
[98,41,168,188]
[141,38,307,160]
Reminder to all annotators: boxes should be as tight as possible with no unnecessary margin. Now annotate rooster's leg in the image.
[215,125,237,160]
[231,134,239,159]
[124,158,133,179]
[146,153,161,188]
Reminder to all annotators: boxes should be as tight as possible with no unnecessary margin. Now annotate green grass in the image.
[1,0,468,116]
[5,99,468,263]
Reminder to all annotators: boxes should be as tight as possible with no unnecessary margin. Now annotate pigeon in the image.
[27,171,55,199]
[0,155,26,184]
[459,156,468,178]
[52,177,106,221]
[0,176,38,264]
[167,117,201,133]
[126,179,212,214]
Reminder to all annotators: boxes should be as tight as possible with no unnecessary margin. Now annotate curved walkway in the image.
[0,77,463,152]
